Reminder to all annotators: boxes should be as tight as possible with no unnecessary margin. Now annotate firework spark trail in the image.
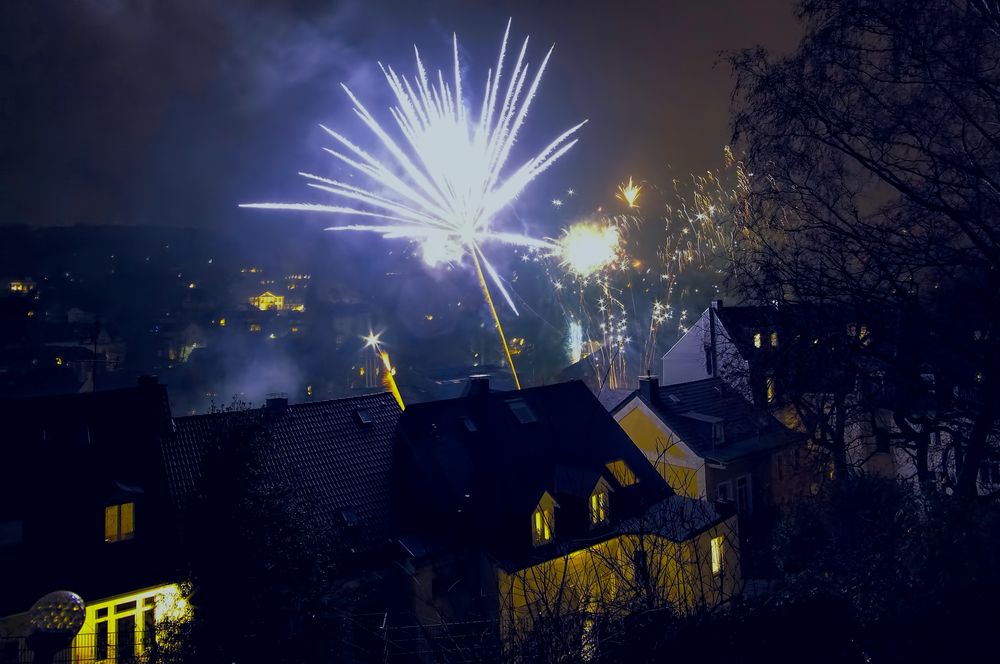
[617,177,642,209]
[540,215,635,390]
[363,331,405,410]
[243,21,586,389]
[640,148,746,370]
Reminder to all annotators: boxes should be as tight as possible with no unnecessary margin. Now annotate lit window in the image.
[770,331,778,347]
[249,323,262,333]
[589,489,609,526]
[532,507,553,545]
[753,332,762,348]
[711,536,724,575]
[606,459,638,486]
[105,503,135,543]
[766,377,776,404]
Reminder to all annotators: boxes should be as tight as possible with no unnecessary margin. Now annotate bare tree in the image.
[728,0,1000,496]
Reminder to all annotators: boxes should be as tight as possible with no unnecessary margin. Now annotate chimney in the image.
[265,393,288,414]
[711,299,723,310]
[638,372,659,404]
[464,374,490,398]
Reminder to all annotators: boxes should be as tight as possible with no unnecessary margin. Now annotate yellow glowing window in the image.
[105,503,135,543]
[218,318,226,327]
[770,331,778,347]
[532,508,553,545]
[766,377,776,404]
[249,323,262,333]
[753,332,762,348]
[606,459,638,486]
[711,536,723,574]
[589,490,609,526]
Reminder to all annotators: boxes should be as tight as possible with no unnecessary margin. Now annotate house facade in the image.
[661,300,902,480]
[394,377,740,656]
[0,377,188,663]
[612,375,809,572]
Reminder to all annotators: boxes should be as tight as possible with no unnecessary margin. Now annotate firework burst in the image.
[617,176,642,208]
[242,21,586,390]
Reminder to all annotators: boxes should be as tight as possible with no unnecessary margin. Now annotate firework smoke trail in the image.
[242,21,587,390]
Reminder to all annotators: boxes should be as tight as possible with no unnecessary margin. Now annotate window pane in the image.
[711,537,723,575]
[143,607,155,650]
[95,621,108,660]
[116,614,136,663]
[105,505,119,543]
[120,503,135,540]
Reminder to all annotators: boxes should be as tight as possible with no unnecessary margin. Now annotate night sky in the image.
[2,0,801,230]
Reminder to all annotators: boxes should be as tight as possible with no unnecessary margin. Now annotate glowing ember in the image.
[556,223,621,277]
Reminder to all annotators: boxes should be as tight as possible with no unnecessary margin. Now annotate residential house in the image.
[162,391,406,660]
[394,377,739,655]
[611,374,808,572]
[660,300,898,478]
[0,377,187,664]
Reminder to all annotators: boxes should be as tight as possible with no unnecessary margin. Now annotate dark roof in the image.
[395,380,676,566]
[597,388,634,412]
[165,391,402,555]
[623,377,801,464]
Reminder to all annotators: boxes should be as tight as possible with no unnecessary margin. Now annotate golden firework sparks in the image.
[617,176,642,208]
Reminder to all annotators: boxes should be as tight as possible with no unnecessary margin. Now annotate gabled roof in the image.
[395,380,674,564]
[619,377,801,464]
[165,391,402,554]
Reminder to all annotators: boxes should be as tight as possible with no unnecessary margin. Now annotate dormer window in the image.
[590,488,609,527]
[770,331,778,347]
[532,507,553,545]
[532,492,557,546]
[105,502,135,543]
[606,459,638,487]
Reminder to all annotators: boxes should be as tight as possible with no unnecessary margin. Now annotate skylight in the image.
[506,399,538,424]
[353,408,374,426]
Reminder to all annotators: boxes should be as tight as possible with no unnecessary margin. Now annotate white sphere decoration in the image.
[29,591,85,636]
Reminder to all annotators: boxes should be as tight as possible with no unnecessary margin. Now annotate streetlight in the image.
[27,591,85,664]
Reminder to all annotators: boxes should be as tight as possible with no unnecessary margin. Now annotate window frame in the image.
[532,506,554,546]
[589,488,610,527]
[710,536,724,575]
[104,502,135,544]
